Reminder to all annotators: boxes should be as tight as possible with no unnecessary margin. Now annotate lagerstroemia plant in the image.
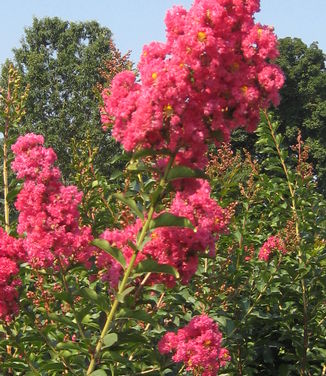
[0,0,285,374]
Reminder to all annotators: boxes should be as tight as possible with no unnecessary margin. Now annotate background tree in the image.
[10,17,130,181]
[232,38,326,195]
[275,38,326,194]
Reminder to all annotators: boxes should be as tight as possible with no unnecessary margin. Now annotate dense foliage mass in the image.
[6,18,130,180]
[0,0,325,375]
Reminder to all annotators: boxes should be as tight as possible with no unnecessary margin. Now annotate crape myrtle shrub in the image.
[2,0,323,375]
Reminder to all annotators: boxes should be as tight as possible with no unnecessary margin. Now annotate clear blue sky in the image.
[0,0,325,67]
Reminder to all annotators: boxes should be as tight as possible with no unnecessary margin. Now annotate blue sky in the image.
[0,0,325,67]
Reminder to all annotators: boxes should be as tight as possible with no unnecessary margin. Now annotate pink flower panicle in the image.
[258,235,287,262]
[0,229,25,321]
[158,314,230,376]
[11,134,94,269]
[143,180,228,286]
[102,0,284,168]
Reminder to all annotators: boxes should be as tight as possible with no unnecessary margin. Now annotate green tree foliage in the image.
[275,37,326,194]
[11,17,128,180]
[232,38,326,195]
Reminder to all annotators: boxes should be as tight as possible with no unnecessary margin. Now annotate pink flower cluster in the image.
[258,235,287,262]
[143,180,228,286]
[96,180,228,287]
[158,314,230,375]
[102,0,284,167]
[0,229,25,321]
[11,134,94,269]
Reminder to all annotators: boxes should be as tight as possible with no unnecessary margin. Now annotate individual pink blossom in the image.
[158,314,230,375]
[258,235,287,262]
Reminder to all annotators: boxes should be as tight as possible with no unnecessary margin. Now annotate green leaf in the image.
[80,287,109,311]
[133,148,171,159]
[149,213,194,230]
[113,193,144,219]
[47,313,77,329]
[118,332,148,344]
[116,308,155,324]
[90,370,107,376]
[6,185,22,202]
[150,185,164,205]
[103,333,118,347]
[167,166,208,181]
[39,362,65,372]
[134,259,180,279]
[80,287,98,302]
[92,239,126,269]
[109,170,123,180]
[117,286,135,303]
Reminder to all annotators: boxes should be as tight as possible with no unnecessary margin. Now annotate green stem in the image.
[263,110,308,374]
[20,351,41,376]
[86,153,176,375]
[226,268,276,340]
[58,260,86,341]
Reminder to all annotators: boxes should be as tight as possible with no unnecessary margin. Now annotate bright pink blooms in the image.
[102,0,284,168]
[258,235,287,262]
[158,314,230,375]
[0,229,25,321]
[143,180,228,286]
[11,134,94,269]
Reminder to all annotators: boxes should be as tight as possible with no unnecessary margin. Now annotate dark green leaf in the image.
[90,370,107,376]
[92,239,126,269]
[134,259,179,279]
[113,193,144,219]
[167,166,208,181]
[149,213,194,230]
[80,287,98,302]
[103,333,118,347]
[133,148,171,159]
[117,286,135,303]
[116,308,154,324]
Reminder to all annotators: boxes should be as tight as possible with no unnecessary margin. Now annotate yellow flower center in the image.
[197,31,207,42]
[230,62,239,72]
[152,72,158,80]
[164,104,173,116]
